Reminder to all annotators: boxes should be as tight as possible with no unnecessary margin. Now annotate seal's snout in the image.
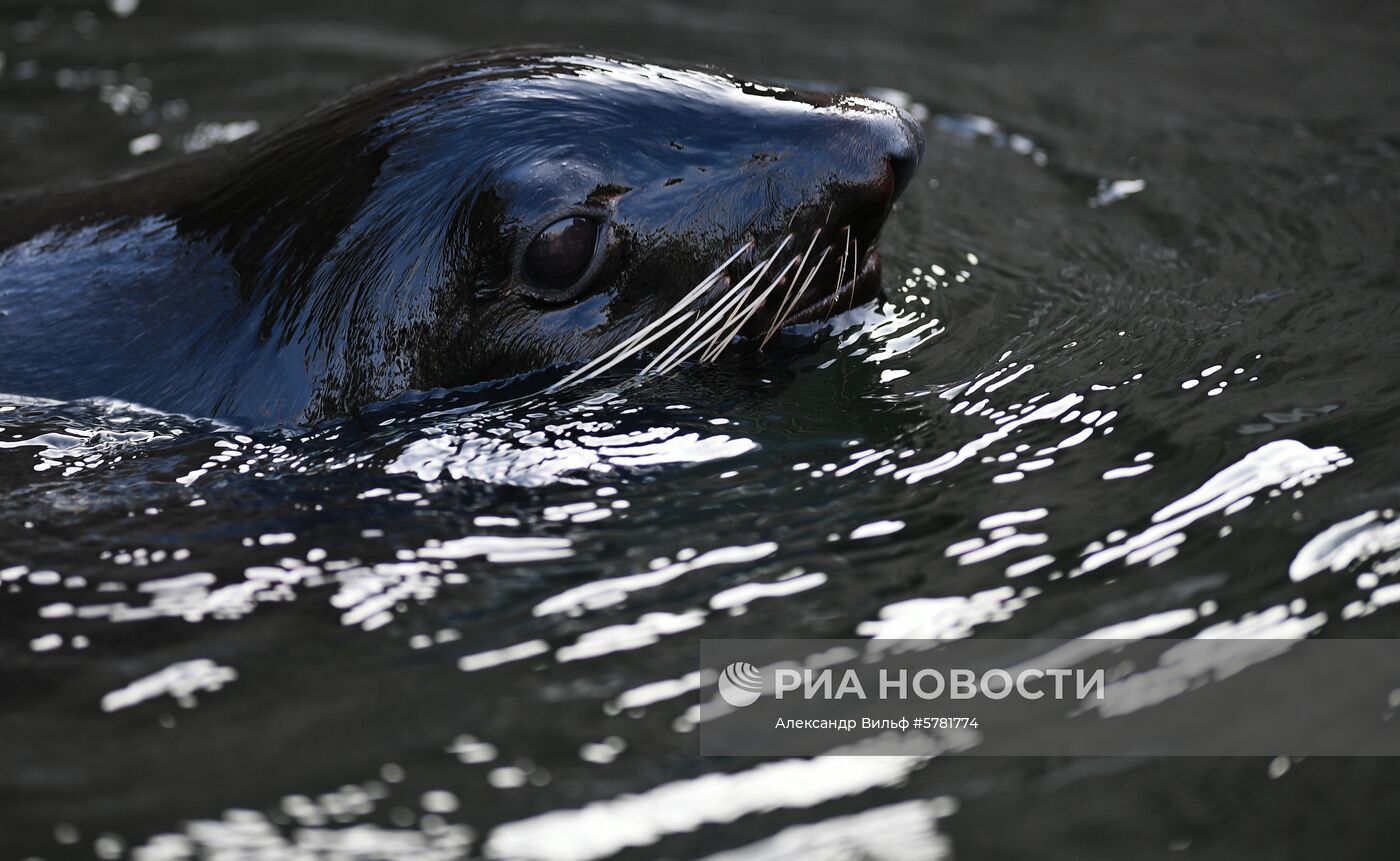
[815,99,924,219]
[727,98,924,338]
[843,103,924,204]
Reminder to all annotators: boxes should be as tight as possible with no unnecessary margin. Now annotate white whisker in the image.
[762,244,831,347]
[547,240,753,392]
[760,230,822,343]
[642,259,767,376]
[656,238,792,374]
[699,259,795,363]
[846,236,860,313]
[550,309,700,391]
[732,251,799,324]
[548,220,871,395]
[835,225,851,298]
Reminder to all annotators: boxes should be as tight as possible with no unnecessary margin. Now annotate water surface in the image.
[3,1,1400,858]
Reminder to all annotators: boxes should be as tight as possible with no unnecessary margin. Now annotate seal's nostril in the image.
[884,108,924,203]
[886,152,916,204]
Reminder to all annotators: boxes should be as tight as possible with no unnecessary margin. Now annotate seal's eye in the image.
[520,215,602,301]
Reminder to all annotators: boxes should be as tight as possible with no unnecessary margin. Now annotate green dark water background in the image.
[2,1,1399,858]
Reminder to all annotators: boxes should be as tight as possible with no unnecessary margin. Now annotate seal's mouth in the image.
[782,247,881,327]
[722,227,885,342]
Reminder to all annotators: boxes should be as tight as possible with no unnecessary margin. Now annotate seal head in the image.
[0,49,923,424]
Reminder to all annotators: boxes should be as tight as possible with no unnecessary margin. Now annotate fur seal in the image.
[0,48,923,425]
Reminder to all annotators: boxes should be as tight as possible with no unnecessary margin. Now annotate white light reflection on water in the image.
[1088,177,1147,208]
[534,542,778,616]
[709,570,827,612]
[16,533,574,632]
[856,586,1031,640]
[895,392,1086,484]
[463,553,817,675]
[859,437,1352,643]
[1290,509,1400,621]
[606,670,716,712]
[1290,509,1400,582]
[931,112,1048,167]
[416,535,573,563]
[850,520,904,540]
[481,754,931,861]
[100,658,237,713]
[133,809,472,861]
[1078,439,1350,573]
[556,610,707,662]
[0,419,180,477]
[1091,604,1327,720]
[696,798,955,861]
[458,640,549,672]
[388,416,756,486]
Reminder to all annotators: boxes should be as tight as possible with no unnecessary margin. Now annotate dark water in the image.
[4,1,1400,858]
